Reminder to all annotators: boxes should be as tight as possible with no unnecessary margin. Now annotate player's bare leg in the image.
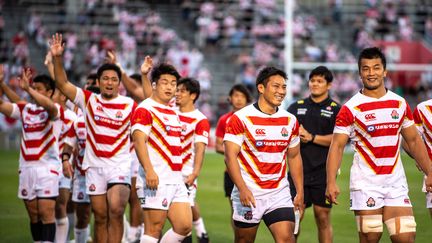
[91,194,108,243]
[75,202,91,243]
[55,188,70,242]
[143,209,168,239]
[107,184,130,243]
[268,221,295,243]
[234,224,259,243]
[128,177,143,242]
[383,207,416,243]
[355,208,383,243]
[164,202,192,241]
[313,205,333,243]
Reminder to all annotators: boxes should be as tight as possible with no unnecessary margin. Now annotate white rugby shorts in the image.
[350,185,412,210]
[86,166,131,195]
[72,173,90,203]
[18,165,60,200]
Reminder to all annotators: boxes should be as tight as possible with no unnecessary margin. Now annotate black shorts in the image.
[224,171,234,197]
[288,169,331,209]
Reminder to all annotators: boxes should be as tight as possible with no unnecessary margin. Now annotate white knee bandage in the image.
[384,216,416,236]
[356,215,383,233]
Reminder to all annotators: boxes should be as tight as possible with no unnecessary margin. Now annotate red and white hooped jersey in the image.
[223,104,300,198]
[334,90,413,189]
[179,109,210,176]
[65,114,86,176]
[59,109,77,153]
[131,98,183,184]
[74,88,137,170]
[11,102,64,167]
[413,99,432,192]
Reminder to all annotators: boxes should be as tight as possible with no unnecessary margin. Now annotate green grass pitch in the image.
[0,149,431,242]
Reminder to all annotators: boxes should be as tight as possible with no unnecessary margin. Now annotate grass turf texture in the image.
[0,150,431,242]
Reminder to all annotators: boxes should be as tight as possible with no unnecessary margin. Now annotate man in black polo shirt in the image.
[287,66,341,243]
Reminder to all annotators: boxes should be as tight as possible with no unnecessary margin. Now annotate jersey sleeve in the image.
[333,105,354,135]
[215,114,227,138]
[223,114,245,146]
[402,101,414,129]
[74,88,91,111]
[288,119,300,148]
[412,107,424,134]
[64,122,78,147]
[194,118,210,145]
[131,107,153,136]
[10,103,25,120]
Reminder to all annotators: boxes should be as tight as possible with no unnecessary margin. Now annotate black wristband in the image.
[61,152,70,162]
[310,134,316,143]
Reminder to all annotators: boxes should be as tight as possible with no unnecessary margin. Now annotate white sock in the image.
[55,217,69,243]
[122,214,130,242]
[67,213,75,240]
[87,224,92,242]
[74,227,88,243]
[140,234,158,243]
[160,228,186,243]
[128,226,141,242]
[193,218,207,237]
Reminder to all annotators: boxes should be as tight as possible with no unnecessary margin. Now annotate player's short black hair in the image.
[177,77,200,103]
[358,47,387,70]
[309,66,333,83]
[229,84,252,103]
[150,63,181,84]
[96,63,122,82]
[256,66,287,88]
[85,85,101,94]
[33,74,56,94]
[129,73,142,84]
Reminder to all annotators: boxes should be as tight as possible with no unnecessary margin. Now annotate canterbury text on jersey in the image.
[11,102,64,167]
[74,88,137,169]
[223,103,300,198]
[131,98,183,184]
[179,109,210,176]
[334,90,413,189]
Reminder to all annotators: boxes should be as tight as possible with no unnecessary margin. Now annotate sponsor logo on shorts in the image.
[78,192,84,200]
[89,184,96,192]
[404,198,410,204]
[391,110,399,119]
[162,198,168,207]
[203,131,209,137]
[140,198,145,205]
[366,197,375,207]
[44,190,50,195]
[244,210,253,220]
[21,189,27,196]
[281,127,288,137]
[118,176,125,181]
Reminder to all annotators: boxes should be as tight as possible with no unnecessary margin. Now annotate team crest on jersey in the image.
[78,192,84,200]
[89,184,96,192]
[21,189,27,196]
[115,111,123,119]
[366,197,375,207]
[244,210,253,220]
[255,140,264,147]
[255,128,266,136]
[162,198,168,207]
[39,113,46,120]
[404,198,410,204]
[326,106,332,111]
[391,110,399,119]
[281,127,289,137]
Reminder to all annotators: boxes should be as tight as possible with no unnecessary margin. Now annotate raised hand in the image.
[140,56,153,75]
[44,50,53,66]
[105,50,117,64]
[18,68,32,92]
[49,33,65,57]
